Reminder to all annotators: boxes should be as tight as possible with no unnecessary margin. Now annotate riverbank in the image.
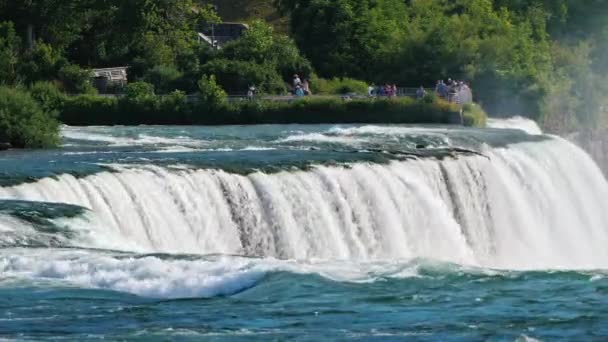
[59,94,487,127]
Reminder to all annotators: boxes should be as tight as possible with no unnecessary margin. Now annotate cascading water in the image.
[2,120,608,340]
[2,123,608,268]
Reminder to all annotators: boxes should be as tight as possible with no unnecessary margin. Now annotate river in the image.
[1,120,607,340]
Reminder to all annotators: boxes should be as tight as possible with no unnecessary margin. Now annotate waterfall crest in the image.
[2,136,608,270]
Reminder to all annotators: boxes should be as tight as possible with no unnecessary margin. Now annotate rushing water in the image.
[1,120,608,340]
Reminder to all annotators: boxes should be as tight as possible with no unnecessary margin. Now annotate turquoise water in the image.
[1,122,607,340]
[3,255,608,340]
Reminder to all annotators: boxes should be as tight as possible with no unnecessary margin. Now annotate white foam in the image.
[328,125,450,136]
[487,117,543,135]
[0,249,490,298]
[278,132,366,144]
[2,136,608,270]
[0,249,265,298]
[61,127,207,148]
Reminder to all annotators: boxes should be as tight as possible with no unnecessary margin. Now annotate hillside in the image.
[209,0,288,32]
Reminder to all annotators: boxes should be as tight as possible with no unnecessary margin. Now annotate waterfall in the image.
[2,134,608,270]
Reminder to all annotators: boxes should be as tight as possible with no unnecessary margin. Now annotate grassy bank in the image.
[59,94,487,127]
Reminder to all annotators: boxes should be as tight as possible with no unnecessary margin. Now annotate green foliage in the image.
[124,82,155,101]
[28,81,65,113]
[462,103,488,127]
[217,20,311,90]
[1,0,605,131]
[277,0,602,128]
[58,92,486,127]
[201,59,286,94]
[121,81,157,116]
[159,90,190,116]
[0,21,20,84]
[61,94,118,126]
[144,65,185,94]
[18,42,66,84]
[58,64,95,94]
[310,76,367,95]
[0,86,60,148]
[197,75,227,109]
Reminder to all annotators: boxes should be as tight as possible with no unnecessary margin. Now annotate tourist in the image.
[368,83,375,97]
[247,86,256,100]
[295,85,305,97]
[416,86,426,99]
[384,84,392,97]
[293,74,302,88]
[302,79,311,95]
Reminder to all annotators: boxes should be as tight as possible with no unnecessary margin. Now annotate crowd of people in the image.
[247,74,473,104]
[435,79,472,104]
[367,84,399,97]
[292,74,311,97]
[366,80,473,104]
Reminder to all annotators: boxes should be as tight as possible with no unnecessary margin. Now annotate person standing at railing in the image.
[247,86,256,101]
[302,79,311,95]
[293,74,302,87]
[416,86,427,99]
[295,84,305,97]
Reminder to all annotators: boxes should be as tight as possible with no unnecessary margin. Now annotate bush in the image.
[29,81,66,114]
[143,65,184,94]
[55,92,486,127]
[310,76,368,95]
[61,94,118,125]
[462,103,488,127]
[158,90,191,123]
[58,64,96,94]
[197,75,227,110]
[0,86,60,148]
[119,81,158,120]
[201,59,286,94]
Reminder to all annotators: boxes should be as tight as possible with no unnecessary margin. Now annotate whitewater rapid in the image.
[1,136,607,270]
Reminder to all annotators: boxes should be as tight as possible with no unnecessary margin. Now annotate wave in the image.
[1,248,605,299]
[277,132,367,145]
[62,127,207,148]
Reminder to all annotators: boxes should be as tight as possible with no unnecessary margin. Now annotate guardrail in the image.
[72,88,473,104]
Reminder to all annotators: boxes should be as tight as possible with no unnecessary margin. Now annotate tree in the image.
[197,74,227,109]
[0,0,94,50]
[0,21,20,84]
[0,86,60,148]
[212,20,311,93]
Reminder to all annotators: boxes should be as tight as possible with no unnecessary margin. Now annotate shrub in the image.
[123,81,155,103]
[158,90,191,123]
[58,64,96,94]
[61,94,118,125]
[310,76,368,95]
[119,81,158,120]
[197,75,227,110]
[143,65,184,94]
[0,86,60,148]
[462,103,488,127]
[55,92,484,127]
[201,59,286,94]
[29,81,66,114]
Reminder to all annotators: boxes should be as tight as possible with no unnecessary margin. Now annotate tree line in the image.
[0,0,606,139]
